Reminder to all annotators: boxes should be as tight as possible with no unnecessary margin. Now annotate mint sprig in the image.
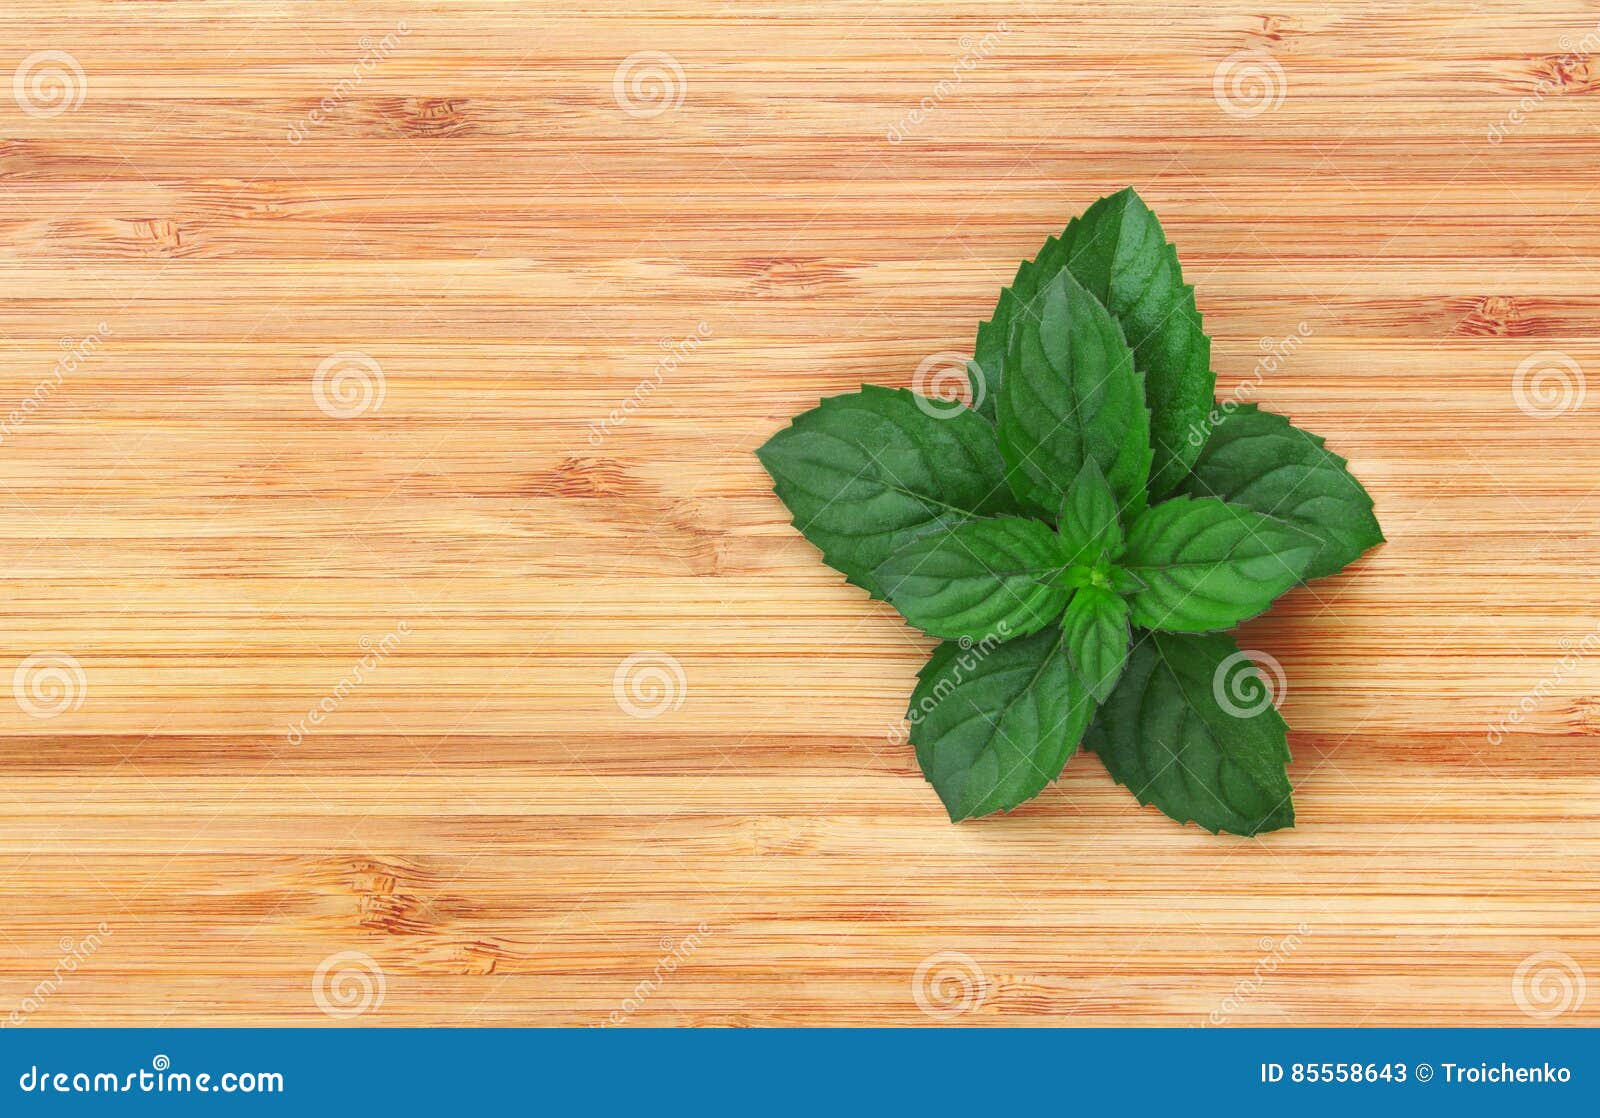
[756,188,1383,835]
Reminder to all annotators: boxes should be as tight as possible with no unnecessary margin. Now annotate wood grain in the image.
[0,0,1596,1026]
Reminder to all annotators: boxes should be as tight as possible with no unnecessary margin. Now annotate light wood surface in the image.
[0,0,1596,1026]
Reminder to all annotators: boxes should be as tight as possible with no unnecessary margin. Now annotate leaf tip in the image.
[1106,184,1141,205]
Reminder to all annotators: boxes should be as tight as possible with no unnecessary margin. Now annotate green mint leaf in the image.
[1043,564,1099,591]
[1181,403,1384,581]
[1061,585,1131,702]
[971,250,1055,422]
[973,188,1214,495]
[876,517,1072,641]
[1108,567,1146,595]
[1057,459,1123,564]
[755,386,1015,599]
[908,629,1095,820]
[1121,495,1316,632]
[998,269,1152,518]
[1085,631,1293,835]
[1054,189,1215,496]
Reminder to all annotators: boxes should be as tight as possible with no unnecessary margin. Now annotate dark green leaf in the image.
[908,629,1095,820]
[876,517,1072,641]
[1085,631,1293,835]
[755,386,1015,599]
[971,243,1062,422]
[1061,585,1131,702]
[1121,496,1316,633]
[998,269,1152,517]
[972,188,1214,495]
[1057,459,1123,565]
[1182,404,1383,580]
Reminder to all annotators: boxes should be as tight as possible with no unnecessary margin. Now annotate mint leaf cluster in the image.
[756,188,1382,835]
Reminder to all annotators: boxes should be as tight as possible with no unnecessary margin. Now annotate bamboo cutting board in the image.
[0,0,1596,1027]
